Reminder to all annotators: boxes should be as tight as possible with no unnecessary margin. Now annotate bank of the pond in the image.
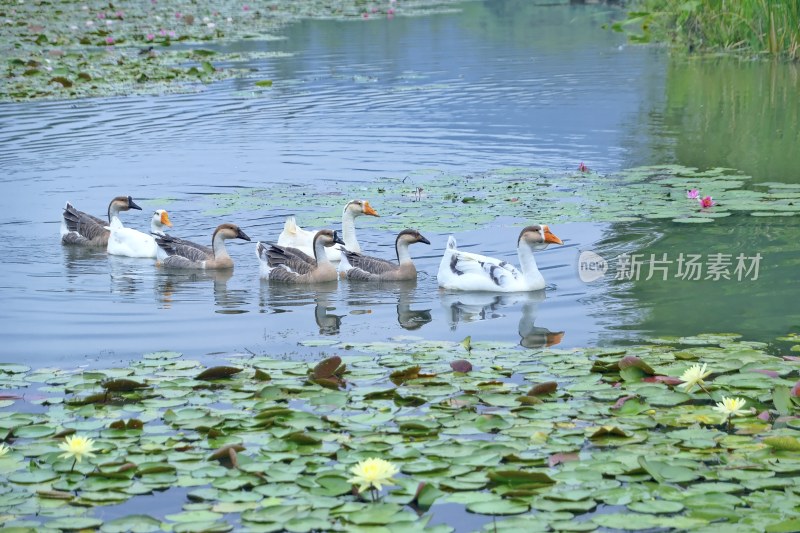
[0,0,467,101]
[621,0,800,60]
[0,334,799,532]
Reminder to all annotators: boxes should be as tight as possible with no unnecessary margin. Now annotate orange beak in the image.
[546,331,565,347]
[363,201,379,217]
[543,226,562,245]
[160,211,172,227]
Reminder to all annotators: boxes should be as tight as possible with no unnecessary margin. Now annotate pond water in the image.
[1,0,799,369]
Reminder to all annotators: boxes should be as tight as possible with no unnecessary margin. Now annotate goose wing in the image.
[342,250,398,274]
[156,234,212,262]
[62,203,109,244]
[447,250,523,289]
[264,243,316,275]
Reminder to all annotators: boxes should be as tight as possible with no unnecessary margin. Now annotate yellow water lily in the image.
[58,434,97,463]
[679,363,712,393]
[713,396,748,422]
[0,443,10,457]
[347,458,399,494]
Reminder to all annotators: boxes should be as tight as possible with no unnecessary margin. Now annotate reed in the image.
[623,0,800,60]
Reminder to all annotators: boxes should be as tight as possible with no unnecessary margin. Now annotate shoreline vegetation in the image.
[0,0,465,102]
[619,0,800,60]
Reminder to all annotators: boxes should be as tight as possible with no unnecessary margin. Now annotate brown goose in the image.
[61,196,142,247]
[256,229,345,283]
[339,229,430,281]
[156,223,250,269]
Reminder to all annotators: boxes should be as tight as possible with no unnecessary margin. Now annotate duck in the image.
[156,223,250,269]
[256,229,345,283]
[277,200,379,262]
[338,229,430,281]
[437,225,563,292]
[61,196,142,247]
[107,209,172,258]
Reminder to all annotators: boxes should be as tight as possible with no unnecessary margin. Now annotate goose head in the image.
[213,223,251,242]
[397,229,431,246]
[519,224,562,251]
[151,209,172,234]
[111,196,142,212]
[314,229,346,248]
[345,199,379,217]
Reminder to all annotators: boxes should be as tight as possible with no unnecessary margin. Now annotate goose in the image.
[61,196,142,247]
[277,200,379,261]
[256,229,345,283]
[437,225,563,292]
[156,223,250,269]
[108,209,173,258]
[338,229,430,281]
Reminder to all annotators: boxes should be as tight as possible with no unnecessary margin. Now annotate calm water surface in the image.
[1,0,798,367]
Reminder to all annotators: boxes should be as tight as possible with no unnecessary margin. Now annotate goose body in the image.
[257,229,345,284]
[437,225,563,292]
[108,209,172,258]
[156,223,250,269]
[61,196,142,247]
[339,229,430,282]
[277,200,378,261]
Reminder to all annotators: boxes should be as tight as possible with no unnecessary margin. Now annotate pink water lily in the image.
[105,36,114,44]
[146,33,154,41]
[686,189,699,199]
[699,196,715,208]
[578,162,588,172]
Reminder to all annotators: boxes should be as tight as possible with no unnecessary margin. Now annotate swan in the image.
[108,209,172,258]
[437,225,563,292]
[156,223,250,269]
[61,196,142,247]
[338,229,430,281]
[277,200,379,261]
[256,229,345,283]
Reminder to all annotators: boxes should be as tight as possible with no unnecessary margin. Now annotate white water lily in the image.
[0,443,10,457]
[713,396,748,422]
[347,458,399,494]
[58,434,97,463]
[679,363,712,393]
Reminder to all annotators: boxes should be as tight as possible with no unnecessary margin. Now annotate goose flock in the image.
[61,196,563,292]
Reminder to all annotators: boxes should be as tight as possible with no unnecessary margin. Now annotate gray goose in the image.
[61,196,142,247]
[156,223,250,269]
[257,229,345,283]
[339,229,430,282]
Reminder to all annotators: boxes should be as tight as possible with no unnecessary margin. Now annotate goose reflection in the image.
[261,282,343,335]
[345,280,432,331]
[155,269,245,312]
[439,290,564,348]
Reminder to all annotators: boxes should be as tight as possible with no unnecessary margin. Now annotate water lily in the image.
[105,36,114,45]
[146,33,154,41]
[699,196,715,208]
[679,363,711,393]
[58,434,97,468]
[686,189,699,199]
[713,396,748,423]
[0,443,10,457]
[347,458,399,497]
[578,162,588,172]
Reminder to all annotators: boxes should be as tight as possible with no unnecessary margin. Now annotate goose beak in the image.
[546,331,565,347]
[419,235,431,245]
[333,230,346,246]
[237,228,251,241]
[363,201,379,217]
[544,226,562,245]
[128,197,142,211]
[160,211,172,227]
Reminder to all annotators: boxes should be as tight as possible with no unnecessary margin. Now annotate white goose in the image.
[277,200,378,262]
[437,225,563,292]
[108,209,173,258]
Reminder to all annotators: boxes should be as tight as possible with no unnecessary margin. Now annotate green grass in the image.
[620,0,800,60]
